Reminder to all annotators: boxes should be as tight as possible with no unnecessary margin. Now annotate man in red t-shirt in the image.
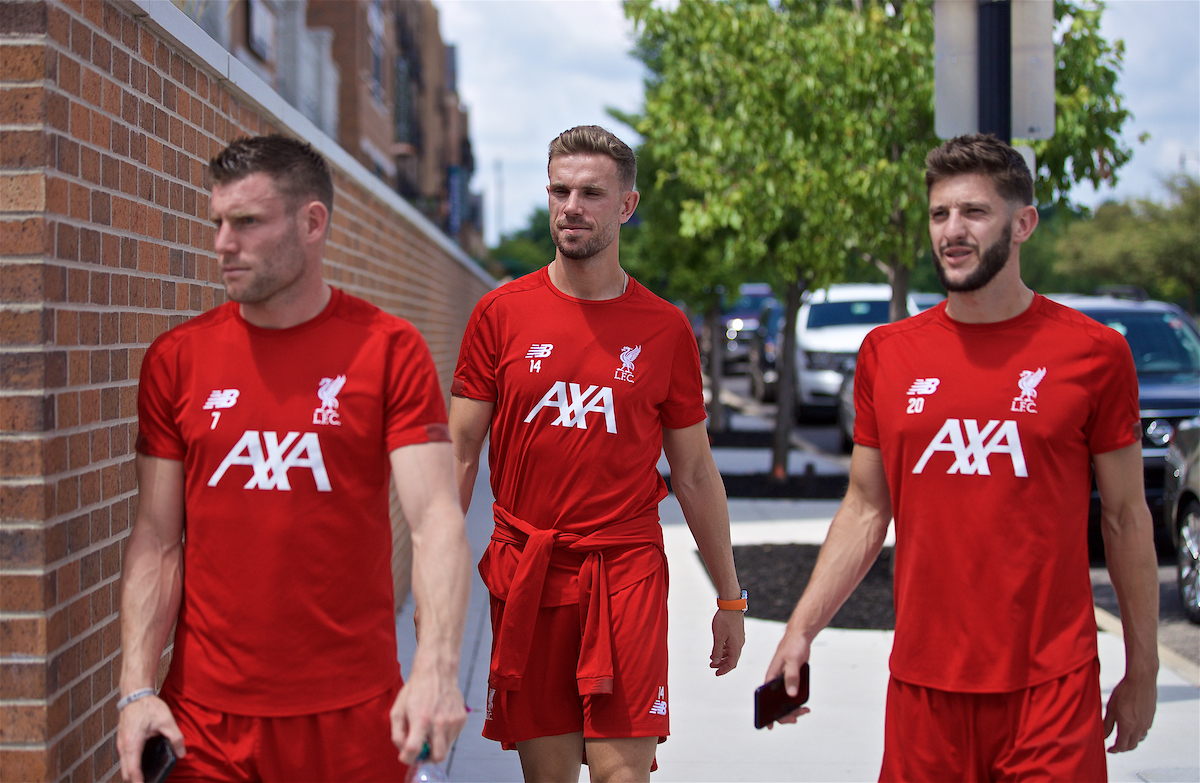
[449,126,745,783]
[116,136,473,782]
[766,135,1160,780]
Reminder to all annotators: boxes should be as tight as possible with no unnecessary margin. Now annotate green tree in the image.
[491,208,555,279]
[625,0,1136,476]
[1053,175,1200,312]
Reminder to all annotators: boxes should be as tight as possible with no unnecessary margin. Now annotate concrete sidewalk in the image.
[399,464,1200,782]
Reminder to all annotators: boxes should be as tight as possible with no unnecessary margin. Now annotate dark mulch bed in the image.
[725,543,896,630]
[664,472,849,499]
[708,430,776,449]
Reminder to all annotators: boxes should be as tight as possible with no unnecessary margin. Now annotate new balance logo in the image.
[203,389,240,409]
[208,430,332,491]
[907,378,940,396]
[526,344,554,359]
[648,685,667,716]
[524,381,617,433]
[913,419,1027,477]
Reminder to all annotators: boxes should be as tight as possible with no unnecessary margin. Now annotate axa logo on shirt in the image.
[208,430,332,491]
[912,419,1028,478]
[524,381,617,433]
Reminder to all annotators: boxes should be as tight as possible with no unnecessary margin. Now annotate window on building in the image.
[368,0,386,103]
[247,0,277,63]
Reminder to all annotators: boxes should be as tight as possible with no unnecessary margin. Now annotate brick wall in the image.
[0,0,494,779]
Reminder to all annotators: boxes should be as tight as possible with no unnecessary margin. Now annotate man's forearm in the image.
[408,496,473,675]
[118,527,184,693]
[1103,506,1160,679]
[785,499,889,641]
[674,462,740,597]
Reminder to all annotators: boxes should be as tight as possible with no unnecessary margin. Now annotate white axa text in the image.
[912,418,1027,477]
[208,430,332,491]
[523,381,617,433]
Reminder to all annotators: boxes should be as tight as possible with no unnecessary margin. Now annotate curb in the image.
[1095,605,1200,686]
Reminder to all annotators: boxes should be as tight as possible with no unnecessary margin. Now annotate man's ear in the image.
[299,200,330,244]
[619,189,640,224]
[1011,203,1038,245]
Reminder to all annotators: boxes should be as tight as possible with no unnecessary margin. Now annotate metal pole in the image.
[977,0,1012,143]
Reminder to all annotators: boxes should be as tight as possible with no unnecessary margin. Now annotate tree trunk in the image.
[705,303,727,433]
[889,256,910,322]
[771,279,804,480]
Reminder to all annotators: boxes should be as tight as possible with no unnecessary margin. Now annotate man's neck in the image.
[548,254,626,301]
[240,279,333,329]
[944,276,1035,324]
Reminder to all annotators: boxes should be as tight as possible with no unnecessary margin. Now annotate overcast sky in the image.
[434,0,1200,246]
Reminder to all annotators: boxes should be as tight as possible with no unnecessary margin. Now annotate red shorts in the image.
[880,659,1107,782]
[163,684,408,782]
[483,567,669,748]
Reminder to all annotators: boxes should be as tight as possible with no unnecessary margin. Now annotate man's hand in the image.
[710,609,745,675]
[390,667,468,765]
[116,697,185,783]
[1104,672,1157,752]
[762,628,813,727]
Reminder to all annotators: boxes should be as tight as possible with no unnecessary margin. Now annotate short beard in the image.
[551,221,617,261]
[934,223,1012,293]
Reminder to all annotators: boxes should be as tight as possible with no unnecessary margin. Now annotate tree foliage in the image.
[490,208,556,280]
[1053,175,1200,312]
[621,0,1136,470]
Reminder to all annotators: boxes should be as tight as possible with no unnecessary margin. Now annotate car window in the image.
[1088,310,1200,375]
[806,300,891,329]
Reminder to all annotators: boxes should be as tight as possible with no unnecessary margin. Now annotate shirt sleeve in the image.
[852,331,882,449]
[451,295,499,402]
[1085,328,1141,455]
[384,324,451,453]
[136,335,187,460]
[660,325,708,430]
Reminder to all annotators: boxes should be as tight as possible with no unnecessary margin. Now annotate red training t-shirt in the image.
[137,288,450,716]
[854,295,1139,692]
[453,267,706,600]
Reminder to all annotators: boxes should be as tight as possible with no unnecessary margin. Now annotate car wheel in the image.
[1178,499,1200,625]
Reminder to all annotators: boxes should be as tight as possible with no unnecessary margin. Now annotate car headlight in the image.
[1144,419,1175,447]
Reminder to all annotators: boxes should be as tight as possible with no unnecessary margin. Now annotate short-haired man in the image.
[766,134,1160,781]
[116,135,472,782]
[449,125,746,783]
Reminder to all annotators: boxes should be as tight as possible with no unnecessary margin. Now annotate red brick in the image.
[58,52,80,95]
[0,483,47,522]
[0,749,49,782]
[0,263,44,302]
[0,393,52,432]
[70,18,91,59]
[0,573,52,612]
[0,616,47,657]
[68,181,88,220]
[47,90,68,130]
[0,43,47,82]
[0,703,47,742]
[0,129,48,167]
[1,171,46,212]
[0,308,52,346]
[0,660,48,701]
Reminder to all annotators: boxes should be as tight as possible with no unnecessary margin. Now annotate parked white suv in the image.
[795,284,915,419]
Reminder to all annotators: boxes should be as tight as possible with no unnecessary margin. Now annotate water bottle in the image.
[405,743,448,783]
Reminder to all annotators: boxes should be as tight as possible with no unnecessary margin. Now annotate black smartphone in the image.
[141,734,177,783]
[754,663,810,729]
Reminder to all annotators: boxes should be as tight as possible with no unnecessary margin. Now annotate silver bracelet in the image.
[117,688,157,711]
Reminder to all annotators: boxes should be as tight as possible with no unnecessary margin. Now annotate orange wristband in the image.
[717,590,748,612]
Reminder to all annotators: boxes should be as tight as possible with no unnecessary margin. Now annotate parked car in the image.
[718,283,776,373]
[911,292,945,311]
[795,284,916,421]
[1053,295,1200,534]
[748,299,785,401]
[1165,416,1200,624]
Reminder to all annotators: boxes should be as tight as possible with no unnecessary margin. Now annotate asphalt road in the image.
[713,372,1200,672]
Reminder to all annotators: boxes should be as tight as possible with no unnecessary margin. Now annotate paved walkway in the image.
[398,454,1200,782]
